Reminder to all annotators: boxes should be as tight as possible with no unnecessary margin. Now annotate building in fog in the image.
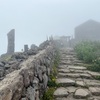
[75,19,100,43]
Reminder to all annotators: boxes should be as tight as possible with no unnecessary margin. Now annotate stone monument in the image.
[7,29,15,54]
[24,45,28,52]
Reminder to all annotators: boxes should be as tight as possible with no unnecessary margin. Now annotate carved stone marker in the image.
[24,45,28,52]
[7,29,15,54]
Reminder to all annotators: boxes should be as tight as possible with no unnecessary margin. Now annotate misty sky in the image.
[0,0,100,55]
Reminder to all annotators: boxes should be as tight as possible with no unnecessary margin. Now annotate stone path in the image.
[53,48,100,100]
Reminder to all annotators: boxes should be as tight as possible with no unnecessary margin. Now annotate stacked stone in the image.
[0,43,55,100]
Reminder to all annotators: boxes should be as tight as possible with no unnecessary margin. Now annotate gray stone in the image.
[58,69,70,73]
[5,64,10,69]
[32,77,39,90]
[43,73,48,89]
[27,86,35,100]
[67,86,76,93]
[76,81,86,87]
[31,44,38,50]
[58,73,80,78]
[68,66,87,70]
[80,73,92,79]
[56,78,75,86]
[7,29,15,54]
[54,87,69,98]
[89,87,100,96]
[0,62,4,67]
[74,89,90,99]
[21,98,28,100]
[0,67,5,77]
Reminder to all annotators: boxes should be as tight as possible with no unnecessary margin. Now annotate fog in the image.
[0,0,100,55]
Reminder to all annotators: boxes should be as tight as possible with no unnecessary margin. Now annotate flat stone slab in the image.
[76,81,86,87]
[70,70,84,73]
[68,66,87,70]
[56,78,75,86]
[58,65,68,69]
[89,87,100,96]
[80,73,92,79]
[67,86,77,93]
[58,73,80,78]
[58,69,70,73]
[88,71,100,78]
[84,79,100,87]
[74,89,90,99]
[54,87,69,98]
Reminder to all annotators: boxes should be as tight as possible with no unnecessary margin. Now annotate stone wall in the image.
[0,43,56,100]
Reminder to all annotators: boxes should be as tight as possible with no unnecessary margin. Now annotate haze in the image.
[0,0,100,55]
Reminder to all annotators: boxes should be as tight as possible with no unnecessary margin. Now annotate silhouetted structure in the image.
[24,45,28,52]
[75,19,100,43]
[7,29,15,54]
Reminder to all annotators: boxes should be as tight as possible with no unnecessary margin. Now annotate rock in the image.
[5,64,10,69]
[89,87,100,96]
[0,62,4,67]
[20,69,31,88]
[68,66,87,70]
[0,67,5,77]
[8,60,17,65]
[67,87,76,93]
[21,98,28,100]
[74,89,90,99]
[0,71,24,100]
[39,40,49,50]
[27,86,35,100]
[80,73,92,79]
[58,73,80,78]
[43,73,48,89]
[56,78,75,86]
[27,49,37,55]
[88,71,100,78]
[58,69,70,73]
[32,77,39,90]
[76,81,86,87]
[31,44,38,51]
[54,87,69,98]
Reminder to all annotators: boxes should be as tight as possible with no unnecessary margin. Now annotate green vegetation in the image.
[42,49,60,100]
[75,41,100,72]
[42,88,56,100]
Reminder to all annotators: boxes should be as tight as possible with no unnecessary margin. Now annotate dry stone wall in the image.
[0,43,56,100]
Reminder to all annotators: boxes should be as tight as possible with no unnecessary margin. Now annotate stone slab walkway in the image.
[53,48,100,100]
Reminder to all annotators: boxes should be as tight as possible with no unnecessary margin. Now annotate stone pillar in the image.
[7,29,15,54]
[24,45,28,52]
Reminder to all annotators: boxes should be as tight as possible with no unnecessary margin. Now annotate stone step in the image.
[76,80,86,87]
[68,66,87,70]
[83,79,100,87]
[74,88,90,99]
[54,87,69,98]
[89,87,100,96]
[56,78,75,86]
[87,71,100,78]
[58,69,70,73]
[58,73,80,78]
[80,73,92,79]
